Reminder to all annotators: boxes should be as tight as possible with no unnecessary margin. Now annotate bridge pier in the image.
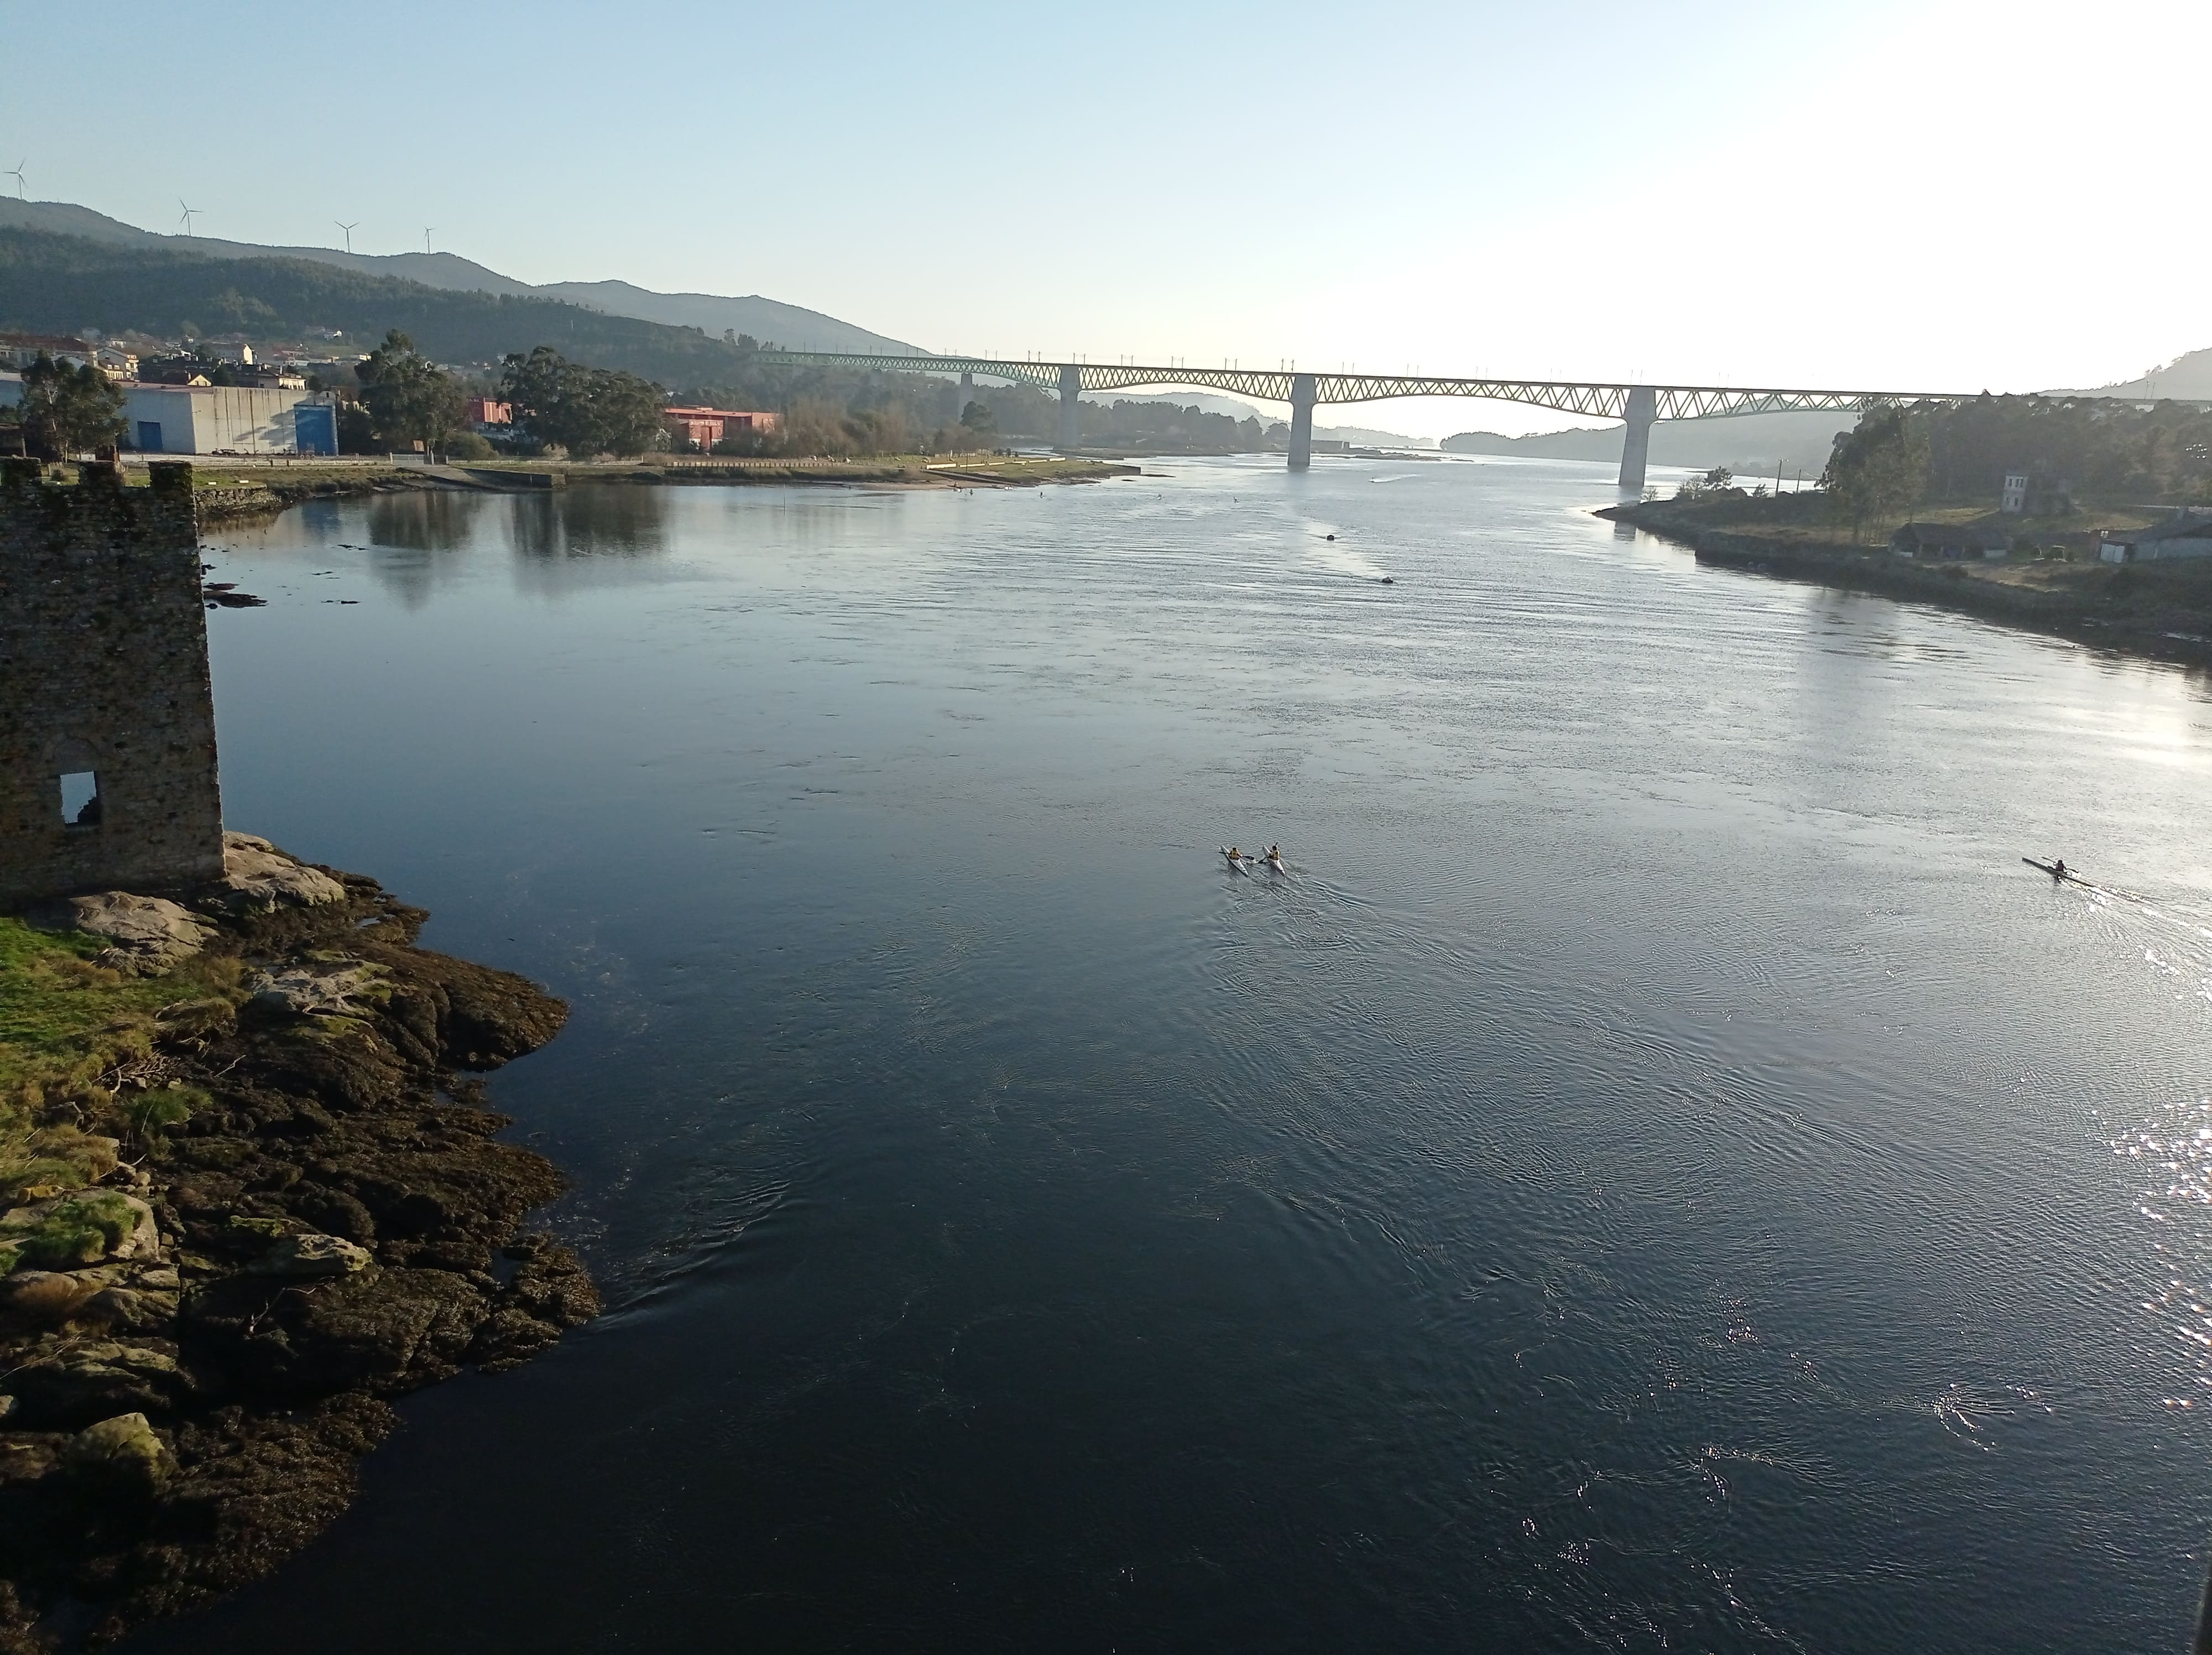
[957,371,973,417]
[1287,373,1317,471]
[1057,363,1082,452]
[1618,386,1658,495]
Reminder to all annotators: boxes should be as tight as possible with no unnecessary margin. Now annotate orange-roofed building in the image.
[662,405,779,451]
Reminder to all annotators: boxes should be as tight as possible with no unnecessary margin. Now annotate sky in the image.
[5,0,2205,436]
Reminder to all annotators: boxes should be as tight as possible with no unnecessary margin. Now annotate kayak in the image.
[2022,857,2073,880]
[1264,856,1286,873]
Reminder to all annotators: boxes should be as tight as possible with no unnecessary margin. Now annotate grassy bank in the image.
[1603,496,2212,667]
[22,451,1141,518]
[0,916,242,1200]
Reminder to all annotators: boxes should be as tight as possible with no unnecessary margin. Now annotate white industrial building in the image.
[0,373,337,455]
[2097,512,2212,564]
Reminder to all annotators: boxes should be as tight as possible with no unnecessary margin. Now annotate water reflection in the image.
[512,486,669,560]
[367,491,489,553]
[177,457,2212,1655]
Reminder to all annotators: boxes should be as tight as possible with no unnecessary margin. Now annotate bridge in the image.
[752,350,1976,492]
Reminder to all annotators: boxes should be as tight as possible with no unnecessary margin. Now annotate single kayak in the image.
[2023,857,2073,880]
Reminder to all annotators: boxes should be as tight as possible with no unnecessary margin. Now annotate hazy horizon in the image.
[3,0,2201,437]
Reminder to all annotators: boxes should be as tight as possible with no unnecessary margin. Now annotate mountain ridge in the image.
[0,199,919,355]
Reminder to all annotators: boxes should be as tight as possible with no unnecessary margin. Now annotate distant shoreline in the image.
[71,454,1143,522]
[1599,501,2212,669]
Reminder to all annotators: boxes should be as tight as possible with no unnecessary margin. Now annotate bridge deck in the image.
[752,350,1979,421]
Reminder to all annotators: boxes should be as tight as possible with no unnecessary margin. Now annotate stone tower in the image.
[0,459,225,909]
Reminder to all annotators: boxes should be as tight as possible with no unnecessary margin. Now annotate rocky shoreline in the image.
[0,836,593,1651]
[1599,501,2212,669]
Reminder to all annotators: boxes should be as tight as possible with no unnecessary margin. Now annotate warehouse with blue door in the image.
[1,375,340,454]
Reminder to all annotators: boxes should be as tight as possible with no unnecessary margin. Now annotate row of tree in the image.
[1800,393,2212,541]
[335,332,668,457]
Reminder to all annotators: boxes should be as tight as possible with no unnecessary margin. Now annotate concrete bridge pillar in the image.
[1057,363,1082,452]
[957,371,973,418]
[1287,373,1318,471]
[1618,386,1658,495]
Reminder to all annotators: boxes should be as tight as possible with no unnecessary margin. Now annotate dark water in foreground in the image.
[130,457,2212,1652]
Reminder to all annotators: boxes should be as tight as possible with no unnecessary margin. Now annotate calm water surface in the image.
[131,456,2212,1652]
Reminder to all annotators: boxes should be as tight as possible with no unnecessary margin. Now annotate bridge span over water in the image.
[753,350,1976,491]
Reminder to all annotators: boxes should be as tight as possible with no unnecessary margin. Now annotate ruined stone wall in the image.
[0,459,225,908]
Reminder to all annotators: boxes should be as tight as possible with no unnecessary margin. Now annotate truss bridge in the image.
[752,350,1978,490]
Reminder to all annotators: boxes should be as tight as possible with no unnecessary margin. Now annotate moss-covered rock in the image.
[0,1193,156,1270]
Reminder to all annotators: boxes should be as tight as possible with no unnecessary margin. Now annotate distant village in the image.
[0,327,775,459]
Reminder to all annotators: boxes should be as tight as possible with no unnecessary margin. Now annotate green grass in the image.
[0,917,241,1198]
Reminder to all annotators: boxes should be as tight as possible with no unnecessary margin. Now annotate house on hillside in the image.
[2000,466,2070,515]
[2097,511,2212,563]
[662,405,780,451]
[1890,521,2017,560]
[464,397,512,429]
[0,332,96,372]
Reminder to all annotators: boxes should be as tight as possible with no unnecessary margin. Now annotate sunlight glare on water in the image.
[134,455,2212,1654]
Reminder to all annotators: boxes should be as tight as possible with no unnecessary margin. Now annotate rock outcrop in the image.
[212,832,347,914]
[0,841,594,1649]
[26,894,216,976]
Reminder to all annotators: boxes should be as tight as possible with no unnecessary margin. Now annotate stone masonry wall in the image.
[0,458,225,908]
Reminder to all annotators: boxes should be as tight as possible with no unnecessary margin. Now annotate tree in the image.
[18,352,125,457]
[498,346,666,456]
[334,400,376,455]
[354,330,464,450]
[1823,405,1929,542]
[958,399,996,445]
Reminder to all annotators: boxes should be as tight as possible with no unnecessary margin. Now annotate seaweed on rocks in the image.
[0,841,596,1650]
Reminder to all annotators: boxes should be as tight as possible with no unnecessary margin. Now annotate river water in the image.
[131,456,2212,1652]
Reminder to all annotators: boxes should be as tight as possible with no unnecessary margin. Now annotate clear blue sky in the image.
[5,1,2201,434]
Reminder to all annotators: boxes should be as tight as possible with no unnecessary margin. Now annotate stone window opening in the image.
[59,771,102,828]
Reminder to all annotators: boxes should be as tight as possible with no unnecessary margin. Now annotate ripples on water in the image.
[137,457,2212,1653]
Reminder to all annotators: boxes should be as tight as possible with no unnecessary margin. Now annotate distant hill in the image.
[1444,409,1854,475]
[1450,352,2212,476]
[2048,347,2212,402]
[1322,425,1430,447]
[0,198,916,354]
[0,226,792,389]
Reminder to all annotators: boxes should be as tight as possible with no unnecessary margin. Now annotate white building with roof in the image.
[2098,512,2212,563]
[0,373,338,455]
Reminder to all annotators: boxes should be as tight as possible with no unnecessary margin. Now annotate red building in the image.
[662,405,780,450]
[465,397,513,426]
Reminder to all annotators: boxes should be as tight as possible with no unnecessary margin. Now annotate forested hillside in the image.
[0,228,761,386]
[0,229,1271,452]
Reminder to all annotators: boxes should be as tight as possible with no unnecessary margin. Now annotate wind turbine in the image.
[177,199,201,236]
[6,161,24,200]
[422,227,434,254]
[335,220,358,254]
